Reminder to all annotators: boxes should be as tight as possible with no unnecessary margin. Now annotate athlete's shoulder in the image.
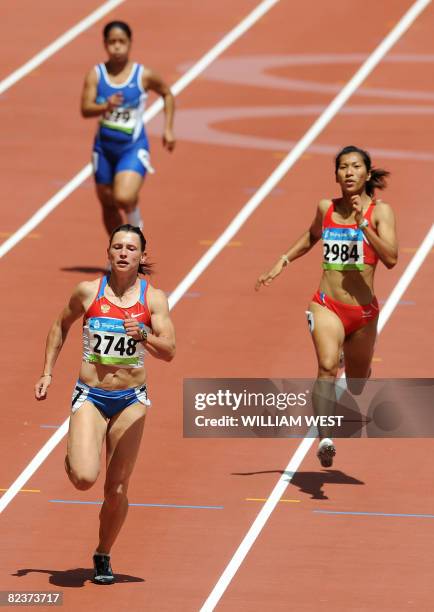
[372,199,394,220]
[373,198,392,209]
[146,285,169,311]
[84,66,99,84]
[147,284,167,300]
[140,64,153,78]
[318,198,333,214]
[73,278,100,302]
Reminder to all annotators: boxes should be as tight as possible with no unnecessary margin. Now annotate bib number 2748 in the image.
[93,334,136,356]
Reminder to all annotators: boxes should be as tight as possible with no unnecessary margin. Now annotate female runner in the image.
[35,224,176,584]
[81,20,175,234]
[255,146,398,467]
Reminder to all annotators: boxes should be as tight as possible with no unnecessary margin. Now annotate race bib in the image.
[101,106,140,134]
[87,317,143,367]
[322,227,364,270]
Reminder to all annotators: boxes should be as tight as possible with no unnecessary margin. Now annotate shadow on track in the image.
[232,469,365,500]
[12,567,144,587]
[61,266,108,275]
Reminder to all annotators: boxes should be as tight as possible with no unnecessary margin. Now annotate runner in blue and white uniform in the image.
[81,21,175,234]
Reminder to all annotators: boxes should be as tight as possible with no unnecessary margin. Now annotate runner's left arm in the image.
[352,197,398,268]
[124,287,176,361]
[34,282,89,400]
[142,68,175,151]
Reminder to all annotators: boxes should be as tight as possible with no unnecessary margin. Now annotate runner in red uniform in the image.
[256,146,398,467]
[34,224,176,584]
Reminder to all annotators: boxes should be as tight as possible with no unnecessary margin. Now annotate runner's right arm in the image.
[34,282,91,400]
[80,68,123,118]
[255,200,326,290]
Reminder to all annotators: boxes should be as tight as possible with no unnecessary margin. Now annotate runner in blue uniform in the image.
[81,21,175,234]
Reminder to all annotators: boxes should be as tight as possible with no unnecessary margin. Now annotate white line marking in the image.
[0,0,279,260]
[0,9,430,607]
[198,1,432,609]
[0,0,125,96]
[0,422,69,513]
[200,227,433,611]
[378,224,434,333]
[170,0,431,310]
[0,166,92,258]
[0,0,280,512]
[202,436,317,602]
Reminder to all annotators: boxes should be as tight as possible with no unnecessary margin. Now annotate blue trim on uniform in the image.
[139,279,147,304]
[97,275,108,300]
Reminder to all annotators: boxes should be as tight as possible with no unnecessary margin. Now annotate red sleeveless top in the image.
[82,276,151,368]
[322,200,378,270]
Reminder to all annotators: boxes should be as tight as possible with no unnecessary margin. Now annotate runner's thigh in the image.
[67,401,107,481]
[105,402,147,483]
[308,302,345,370]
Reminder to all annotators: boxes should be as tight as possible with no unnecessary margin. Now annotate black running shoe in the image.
[317,439,336,468]
[93,553,115,585]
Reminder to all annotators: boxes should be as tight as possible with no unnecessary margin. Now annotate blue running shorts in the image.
[71,380,151,419]
[92,137,154,185]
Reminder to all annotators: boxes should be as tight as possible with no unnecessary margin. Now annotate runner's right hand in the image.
[106,93,123,110]
[255,259,286,291]
[34,375,52,401]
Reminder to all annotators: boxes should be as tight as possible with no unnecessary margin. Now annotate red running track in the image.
[0,1,433,610]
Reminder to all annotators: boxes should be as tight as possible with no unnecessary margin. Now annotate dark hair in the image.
[103,21,132,40]
[335,145,390,197]
[109,224,153,275]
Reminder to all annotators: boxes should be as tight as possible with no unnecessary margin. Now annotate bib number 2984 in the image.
[324,242,360,262]
[93,334,136,356]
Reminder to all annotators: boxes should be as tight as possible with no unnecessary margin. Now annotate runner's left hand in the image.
[124,318,142,341]
[163,128,176,152]
[351,194,364,225]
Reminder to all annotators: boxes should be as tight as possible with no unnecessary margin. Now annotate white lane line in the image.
[200,227,434,612]
[0,166,93,258]
[170,0,431,309]
[378,224,434,332]
[0,0,125,96]
[0,422,70,512]
[0,0,280,513]
[198,0,432,608]
[0,0,279,261]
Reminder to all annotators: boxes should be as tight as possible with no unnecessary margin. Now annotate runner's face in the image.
[336,152,371,195]
[104,28,131,62]
[108,232,145,272]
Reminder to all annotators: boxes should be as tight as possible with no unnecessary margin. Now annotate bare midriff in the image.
[78,361,147,390]
[318,265,376,305]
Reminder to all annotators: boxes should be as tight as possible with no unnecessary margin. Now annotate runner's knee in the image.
[318,358,339,379]
[70,473,98,491]
[104,481,128,508]
[65,457,99,490]
[114,192,137,211]
[346,374,370,395]
[96,186,114,208]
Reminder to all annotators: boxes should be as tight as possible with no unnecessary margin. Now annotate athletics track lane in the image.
[1,1,433,610]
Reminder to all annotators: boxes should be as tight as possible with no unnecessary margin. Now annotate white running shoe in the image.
[317,438,336,468]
